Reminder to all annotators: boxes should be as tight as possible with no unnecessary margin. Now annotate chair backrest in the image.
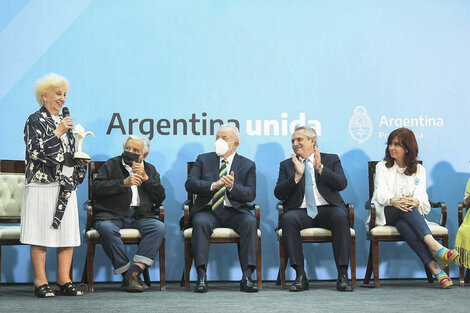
[368,160,424,201]
[0,160,26,222]
[187,161,195,203]
[88,161,105,203]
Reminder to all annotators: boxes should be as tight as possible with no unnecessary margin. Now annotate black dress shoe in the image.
[194,276,208,293]
[336,273,353,292]
[289,273,309,292]
[121,272,144,292]
[240,277,259,293]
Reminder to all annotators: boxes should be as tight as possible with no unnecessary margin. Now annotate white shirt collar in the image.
[220,152,236,164]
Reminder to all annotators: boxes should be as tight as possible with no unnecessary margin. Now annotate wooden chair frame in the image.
[0,160,25,295]
[80,161,165,292]
[275,202,356,289]
[180,161,262,290]
[363,161,448,287]
[457,201,470,287]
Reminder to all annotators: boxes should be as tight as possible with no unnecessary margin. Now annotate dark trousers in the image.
[279,205,351,270]
[384,206,433,265]
[191,206,258,272]
[94,209,165,275]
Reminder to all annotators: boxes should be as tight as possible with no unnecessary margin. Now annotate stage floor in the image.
[1,280,468,312]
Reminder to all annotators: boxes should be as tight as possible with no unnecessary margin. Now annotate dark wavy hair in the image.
[384,128,418,175]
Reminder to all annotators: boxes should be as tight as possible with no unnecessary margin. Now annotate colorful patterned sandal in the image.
[434,247,459,267]
[435,271,453,289]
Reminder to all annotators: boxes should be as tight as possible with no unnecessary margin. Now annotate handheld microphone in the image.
[61,107,74,137]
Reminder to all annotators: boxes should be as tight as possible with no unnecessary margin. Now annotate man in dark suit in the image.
[185,124,258,293]
[92,136,165,292]
[274,126,353,292]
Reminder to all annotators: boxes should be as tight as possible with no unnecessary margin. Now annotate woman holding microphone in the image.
[21,73,88,297]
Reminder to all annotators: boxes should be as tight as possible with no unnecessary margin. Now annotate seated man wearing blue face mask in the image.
[185,124,258,293]
[92,135,166,292]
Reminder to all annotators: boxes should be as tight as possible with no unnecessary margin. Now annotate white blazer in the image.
[366,161,430,229]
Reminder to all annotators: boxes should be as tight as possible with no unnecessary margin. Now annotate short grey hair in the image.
[219,124,240,142]
[123,135,150,154]
[294,126,318,147]
[34,73,70,105]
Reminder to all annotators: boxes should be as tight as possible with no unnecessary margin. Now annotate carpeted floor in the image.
[1,280,468,313]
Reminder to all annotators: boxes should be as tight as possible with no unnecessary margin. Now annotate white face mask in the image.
[215,138,229,156]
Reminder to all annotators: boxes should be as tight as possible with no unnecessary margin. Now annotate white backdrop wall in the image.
[1,0,469,283]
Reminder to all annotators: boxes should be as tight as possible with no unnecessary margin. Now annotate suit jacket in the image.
[92,156,166,220]
[185,152,256,219]
[274,153,347,212]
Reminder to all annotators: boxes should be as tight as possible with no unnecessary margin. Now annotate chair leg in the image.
[363,241,373,285]
[184,238,192,291]
[70,259,73,283]
[460,266,465,287]
[279,237,287,289]
[372,238,380,288]
[0,245,2,296]
[424,265,433,283]
[159,238,166,291]
[81,257,88,284]
[143,267,151,287]
[350,235,356,288]
[465,268,470,284]
[256,236,262,290]
[87,242,96,293]
[442,236,450,276]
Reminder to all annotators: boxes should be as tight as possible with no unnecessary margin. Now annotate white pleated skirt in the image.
[20,182,81,247]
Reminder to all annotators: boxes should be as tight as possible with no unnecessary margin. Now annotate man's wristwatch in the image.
[318,164,324,172]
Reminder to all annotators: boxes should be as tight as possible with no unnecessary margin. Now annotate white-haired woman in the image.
[21,73,88,297]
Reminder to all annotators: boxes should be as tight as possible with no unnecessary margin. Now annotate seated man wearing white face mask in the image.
[185,124,258,293]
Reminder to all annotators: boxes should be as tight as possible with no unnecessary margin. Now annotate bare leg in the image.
[57,247,83,295]
[31,245,49,286]
[426,260,443,276]
[423,234,443,255]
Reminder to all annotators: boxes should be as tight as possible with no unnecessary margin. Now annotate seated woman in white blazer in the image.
[367,127,458,288]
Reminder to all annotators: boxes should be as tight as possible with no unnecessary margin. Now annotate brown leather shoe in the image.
[137,276,149,290]
[121,272,144,292]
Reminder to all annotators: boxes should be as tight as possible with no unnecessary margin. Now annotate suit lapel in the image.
[230,153,240,177]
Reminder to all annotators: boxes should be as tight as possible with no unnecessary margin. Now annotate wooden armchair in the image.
[80,161,166,292]
[0,160,25,295]
[363,161,449,287]
[180,161,262,290]
[275,202,356,289]
[457,201,470,287]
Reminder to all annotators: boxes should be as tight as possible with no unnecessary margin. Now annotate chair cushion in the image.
[370,223,448,236]
[183,227,261,239]
[0,173,25,218]
[277,228,355,238]
[85,228,142,240]
[0,225,21,240]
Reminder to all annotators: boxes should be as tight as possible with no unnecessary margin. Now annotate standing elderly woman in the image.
[21,73,88,297]
[367,127,458,288]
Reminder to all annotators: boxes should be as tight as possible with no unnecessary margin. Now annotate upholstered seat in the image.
[369,223,447,237]
[183,227,261,239]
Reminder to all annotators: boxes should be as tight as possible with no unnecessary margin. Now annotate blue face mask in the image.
[122,151,140,166]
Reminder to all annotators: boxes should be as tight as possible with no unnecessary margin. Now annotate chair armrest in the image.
[430,201,447,227]
[277,201,285,225]
[183,200,191,229]
[365,200,377,229]
[159,205,165,223]
[83,201,94,232]
[347,203,354,228]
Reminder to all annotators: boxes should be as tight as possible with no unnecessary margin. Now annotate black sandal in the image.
[34,284,55,298]
[55,282,84,296]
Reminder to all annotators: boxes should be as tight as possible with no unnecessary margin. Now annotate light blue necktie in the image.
[304,159,318,219]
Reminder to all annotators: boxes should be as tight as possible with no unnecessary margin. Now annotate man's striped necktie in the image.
[211,159,228,210]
